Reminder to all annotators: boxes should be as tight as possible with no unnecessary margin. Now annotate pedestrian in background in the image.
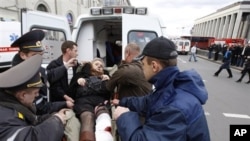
[214,44,221,61]
[236,56,250,84]
[189,42,198,62]
[208,42,215,59]
[214,46,233,78]
[113,36,210,141]
[235,43,243,67]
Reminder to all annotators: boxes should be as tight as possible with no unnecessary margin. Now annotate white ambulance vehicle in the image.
[20,6,167,69]
[0,21,20,71]
[172,38,191,55]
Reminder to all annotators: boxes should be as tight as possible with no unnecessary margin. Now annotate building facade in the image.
[193,1,250,40]
[0,0,130,27]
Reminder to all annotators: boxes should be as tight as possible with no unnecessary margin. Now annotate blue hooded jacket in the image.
[117,66,210,141]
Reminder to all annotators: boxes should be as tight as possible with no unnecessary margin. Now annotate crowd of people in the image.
[0,30,211,141]
[208,42,250,83]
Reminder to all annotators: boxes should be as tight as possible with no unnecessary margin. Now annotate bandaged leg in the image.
[95,113,113,141]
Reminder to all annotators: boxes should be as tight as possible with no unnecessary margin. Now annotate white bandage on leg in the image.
[95,113,113,141]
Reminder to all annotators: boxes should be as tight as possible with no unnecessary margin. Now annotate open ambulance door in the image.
[122,14,166,58]
[72,21,95,62]
[21,8,72,65]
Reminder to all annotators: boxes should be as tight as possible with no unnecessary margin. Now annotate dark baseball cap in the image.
[135,36,178,60]
[11,30,45,52]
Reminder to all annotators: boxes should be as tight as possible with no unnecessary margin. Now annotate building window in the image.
[37,4,48,12]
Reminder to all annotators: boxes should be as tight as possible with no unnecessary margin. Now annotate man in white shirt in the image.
[189,42,198,62]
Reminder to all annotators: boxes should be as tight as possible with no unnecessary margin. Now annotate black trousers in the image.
[215,68,233,77]
[238,68,250,81]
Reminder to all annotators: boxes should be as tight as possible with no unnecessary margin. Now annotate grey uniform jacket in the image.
[0,91,64,141]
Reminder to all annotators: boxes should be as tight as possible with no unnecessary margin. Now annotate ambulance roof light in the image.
[123,7,134,14]
[91,8,102,15]
[114,8,122,14]
[90,7,147,15]
[135,8,147,15]
[103,8,113,15]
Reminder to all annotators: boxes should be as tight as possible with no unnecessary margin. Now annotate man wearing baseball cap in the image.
[113,36,210,141]
[0,54,68,141]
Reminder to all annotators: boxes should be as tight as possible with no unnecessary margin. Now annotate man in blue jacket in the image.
[113,36,210,141]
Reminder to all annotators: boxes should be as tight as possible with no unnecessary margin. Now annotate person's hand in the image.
[77,78,86,86]
[65,58,78,68]
[66,101,74,109]
[64,95,74,103]
[111,99,119,106]
[102,74,110,81]
[54,108,70,125]
[113,106,130,120]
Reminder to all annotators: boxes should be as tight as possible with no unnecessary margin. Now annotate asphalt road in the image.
[178,54,250,141]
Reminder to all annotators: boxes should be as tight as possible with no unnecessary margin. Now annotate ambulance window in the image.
[179,41,184,46]
[128,31,157,51]
[31,28,66,64]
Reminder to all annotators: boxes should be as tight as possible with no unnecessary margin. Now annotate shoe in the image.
[214,73,218,77]
[236,79,241,82]
[228,76,232,78]
[79,131,96,141]
[245,81,250,84]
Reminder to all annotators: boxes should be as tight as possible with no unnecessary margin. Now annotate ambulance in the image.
[0,21,20,71]
[172,38,191,55]
[20,6,167,69]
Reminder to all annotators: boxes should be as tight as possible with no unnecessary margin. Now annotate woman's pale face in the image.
[92,60,104,73]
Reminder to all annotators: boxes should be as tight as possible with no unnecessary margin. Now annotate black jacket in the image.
[245,58,250,70]
[46,55,78,102]
[68,63,111,100]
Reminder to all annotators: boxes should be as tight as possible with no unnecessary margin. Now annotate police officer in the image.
[0,54,68,141]
[11,30,74,115]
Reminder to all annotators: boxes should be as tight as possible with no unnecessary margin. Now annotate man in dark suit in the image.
[46,40,79,102]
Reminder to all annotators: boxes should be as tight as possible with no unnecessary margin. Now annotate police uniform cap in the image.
[11,30,45,52]
[0,54,43,90]
[135,36,178,61]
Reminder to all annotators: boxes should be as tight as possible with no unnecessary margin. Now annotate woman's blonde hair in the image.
[91,57,105,67]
